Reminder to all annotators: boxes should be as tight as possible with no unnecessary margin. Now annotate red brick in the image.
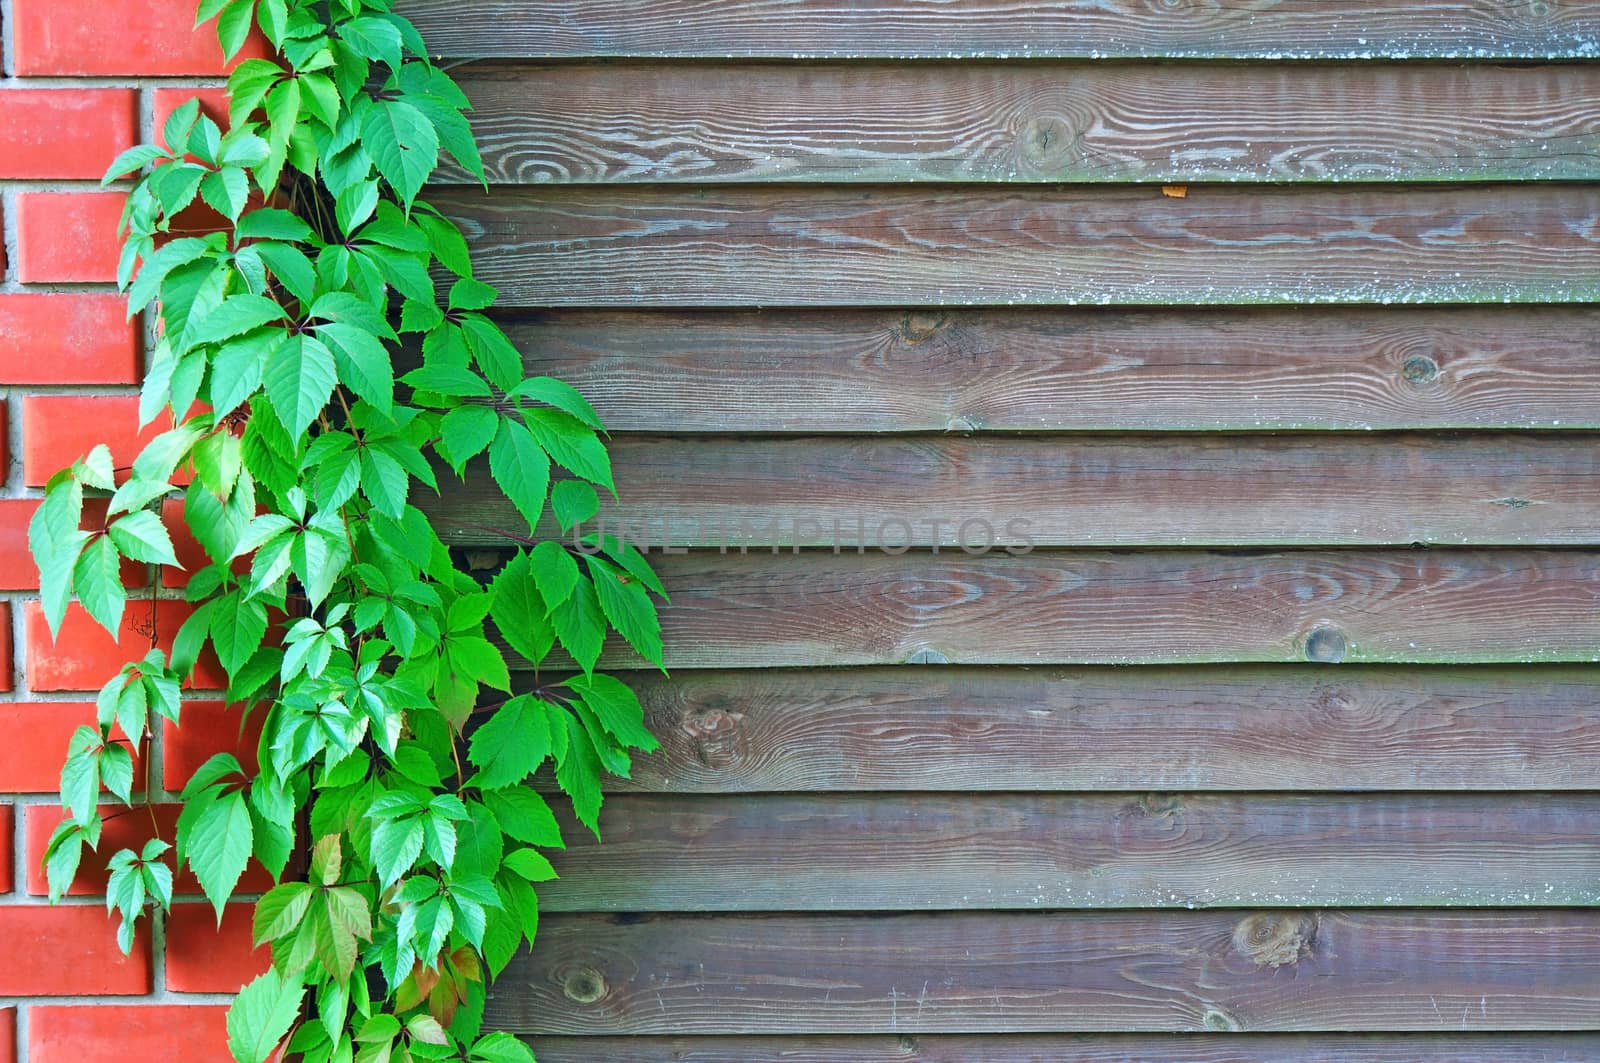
[14,192,125,283]
[23,395,161,487]
[0,806,13,893]
[0,703,140,793]
[166,902,271,992]
[0,1007,13,1063]
[25,600,225,692]
[12,0,270,76]
[24,804,274,897]
[0,500,35,591]
[0,906,151,995]
[0,604,14,694]
[0,89,138,180]
[164,700,260,790]
[0,294,139,385]
[29,1005,230,1063]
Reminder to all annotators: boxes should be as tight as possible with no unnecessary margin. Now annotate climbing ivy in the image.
[31,1,665,1059]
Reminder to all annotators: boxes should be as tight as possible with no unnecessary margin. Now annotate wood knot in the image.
[898,311,948,344]
[682,708,742,769]
[1400,354,1439,385]
[1139,793,1185,818]
[561,967,608,1004]
[1202,1007,1241,1031]
[1233,913,1316,968]
[896,1035,920,1055]
[1017,114,1077,171]
[1304,625,1347,664]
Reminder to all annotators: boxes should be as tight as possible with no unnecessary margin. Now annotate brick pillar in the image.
[1,2,270,1058]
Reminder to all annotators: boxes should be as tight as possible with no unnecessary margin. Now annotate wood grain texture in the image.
[538,792,1600,910]
[506,549,1600,668]
[551,665,1600,792]
[524,1033,1600,1063]
[491,910,1600,1033]
[437,185,1600,307]
[430,432,1600,549]
[399,1,1600,59]
[450,63,1600,185]
[501,308,1600,432]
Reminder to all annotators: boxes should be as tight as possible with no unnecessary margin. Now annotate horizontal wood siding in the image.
[493,911,1600,1034]
[448,64,1600,185]
[504,308,1600,431]
[405,2,1600,59]
[431,433,1600,547]
[439,185,1600,306]
[397,0,1600,1056]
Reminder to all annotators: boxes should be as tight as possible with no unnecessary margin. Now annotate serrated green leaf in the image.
[587,555,663,667]
[190,789,254,918]
[488,419,549,532]
[466,696,551,790]
[489,550,555,667]
[264,333,338,439]
[458,314,522,391]
[107,510,180,567]
[551,480,599,532]
[73,534,127,634]
[436,405,497,474]
[555,712,604,835]
[361,99,438,208]
[566,672,656,750]
[319,321,394,414]
[227,968,306,1063]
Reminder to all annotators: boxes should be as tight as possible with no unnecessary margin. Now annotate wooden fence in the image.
[400,2,1600,1058]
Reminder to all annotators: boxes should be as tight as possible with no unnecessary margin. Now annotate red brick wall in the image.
[1,2,268,1058]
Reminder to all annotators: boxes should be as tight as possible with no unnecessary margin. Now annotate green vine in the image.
[30,1,666,1059]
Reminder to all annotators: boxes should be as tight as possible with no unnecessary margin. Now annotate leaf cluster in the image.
[34,2,666,1060]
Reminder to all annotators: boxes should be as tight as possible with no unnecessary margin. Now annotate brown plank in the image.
[450,63,1600,185]
[592,666,1600,791]
[437,185,1600,307]
[594,666,1600,793]
[504,549,1600,669]
[525,1033,1600,1063]
[539,792,1600,910]
[501,308,1600,432]
[399,1,1600,59]
[490,910,1600,1033]
[430,433,1600,549]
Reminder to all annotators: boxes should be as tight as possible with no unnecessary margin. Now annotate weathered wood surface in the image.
[510,549,1600,669]
[400,1,1600,59]
[439,185,1600,307]
[538,792,1600,910]
[572,666,1600,793]
[450,63,1600,185]
[524,1033,1600,1063]
[492,911,1600,1034]
[433,432,1600,549]
[503,308,1600,432]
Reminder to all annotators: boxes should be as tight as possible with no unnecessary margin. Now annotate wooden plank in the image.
[504,549,1600,669]
[502,308,1600,432]
[490,910,1600,1033]
[437,185,1600,307]
[537,792,1600,910]
[584,666,1600,793]
[430,433,1600,549]
[451,63,1600,185]
[525,1033,1600,1063]
[399,1,1600,59]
